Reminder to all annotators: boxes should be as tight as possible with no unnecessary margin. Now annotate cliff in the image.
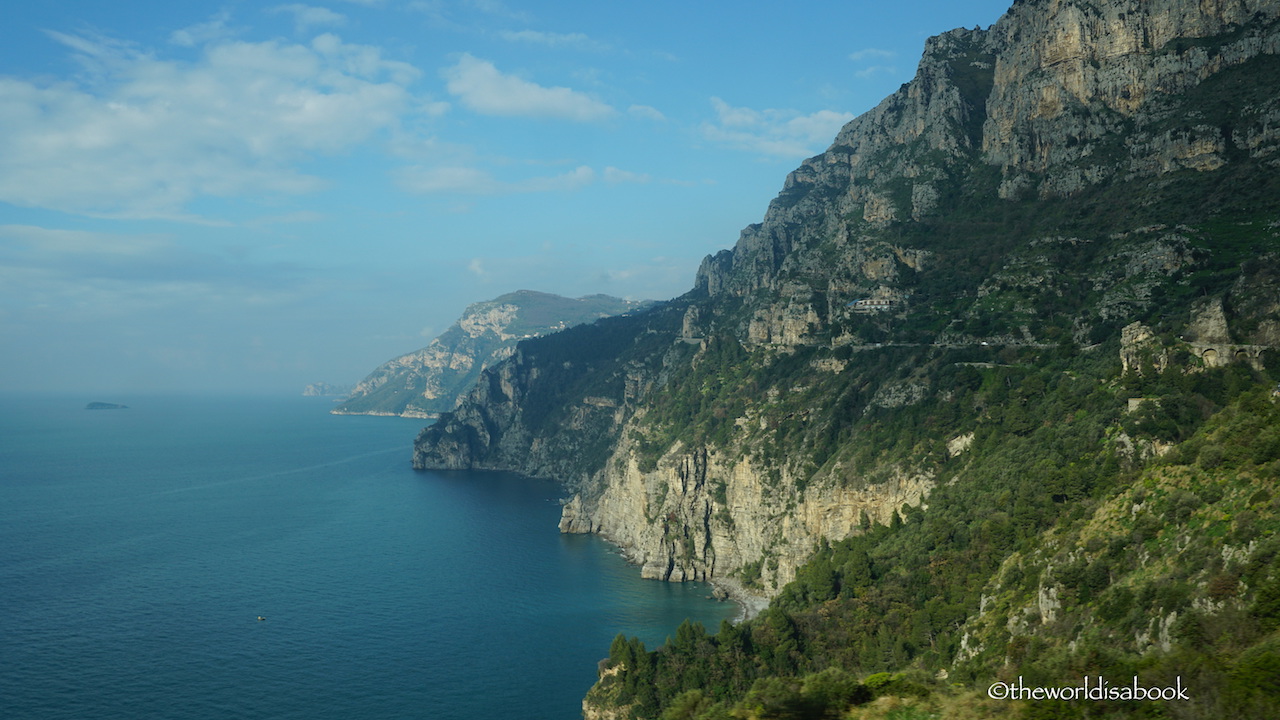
[334,290,646,418]
[416,0,1280,606]
[412,1,1280,716]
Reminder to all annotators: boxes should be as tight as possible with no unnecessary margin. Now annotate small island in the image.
[85,402,129,410]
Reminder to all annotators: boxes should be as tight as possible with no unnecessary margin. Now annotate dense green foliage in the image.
[593,364,1280,719]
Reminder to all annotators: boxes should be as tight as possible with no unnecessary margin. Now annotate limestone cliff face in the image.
[697,0,1280,306]
[415,0,1280,603]
[334,291,646,418]
[696,25,996,306]
[984,0,1280,196]
[559,435,933,592]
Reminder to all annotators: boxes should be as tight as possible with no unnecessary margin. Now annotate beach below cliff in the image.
[710,576,770,623]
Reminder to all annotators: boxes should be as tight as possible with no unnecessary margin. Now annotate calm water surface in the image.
[0,395,733,719]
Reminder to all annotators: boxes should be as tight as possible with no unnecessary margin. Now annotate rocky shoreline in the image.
[708,576,770,623]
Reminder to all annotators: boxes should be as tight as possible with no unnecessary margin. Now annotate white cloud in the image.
[463,0,530,21]
[0,31,425,219]
[395,164,596,195]
[407,0,529,25]
[522,165,595,192]
[498,29,607,51]
[398,165,502,194]
[849,48,895,62]
[269,4,348,33]
[441,53,615,121]
[628,104,666,122]
[701,98,854,159]
[855,65,899,79]
[849,49,899,80]
[170,11,236,47]
[603,166,650,184]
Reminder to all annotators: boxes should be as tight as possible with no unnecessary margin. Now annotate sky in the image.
[0,0,1014,395]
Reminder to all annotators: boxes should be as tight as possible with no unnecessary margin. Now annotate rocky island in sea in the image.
[85,402,128,410]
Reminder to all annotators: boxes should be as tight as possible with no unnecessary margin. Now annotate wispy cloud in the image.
[268,4,348,33]
[603,166,650,184]
[498,29,609,51]
[456,249,693,301]
[395,164,597,195]
[462,0,531,21]
[408,0,530,26]
[441,53,615,121]
[170,10,237,47]
[0,31,427,220]
[628,104,666,122]
[849,48,895,62]
[700,98,854,159]
[0,224,311,320]
[395,162,659,196]
[855,65,899,79]
[463,0,527,19]
[849,48,899,80]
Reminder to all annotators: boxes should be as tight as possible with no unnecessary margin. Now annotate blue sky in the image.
[0,0,1013,394]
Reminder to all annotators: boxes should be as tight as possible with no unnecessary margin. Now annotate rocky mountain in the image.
[413,0,1280,716]
[334,290,647,418]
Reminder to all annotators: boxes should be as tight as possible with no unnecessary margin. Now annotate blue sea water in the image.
[0,395,734,720]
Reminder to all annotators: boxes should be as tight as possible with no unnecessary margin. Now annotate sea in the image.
[0,394,735,720]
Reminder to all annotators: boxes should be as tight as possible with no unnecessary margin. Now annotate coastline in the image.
[561,502,771,625]
[709,576,771,623]
[329,408,439,420]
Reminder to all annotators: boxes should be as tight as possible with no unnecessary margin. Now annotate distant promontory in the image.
[85,402,128,410]
[302,382,352,398]
[333,290,650,418]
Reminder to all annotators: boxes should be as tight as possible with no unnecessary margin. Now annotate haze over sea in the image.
[0,394,733,719]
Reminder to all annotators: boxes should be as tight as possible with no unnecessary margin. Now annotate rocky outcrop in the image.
[696,0,1280,301]
[695,26,998,302]
[1120,322,1166,374]
[984,0,1280,197]
[559,435,933,593]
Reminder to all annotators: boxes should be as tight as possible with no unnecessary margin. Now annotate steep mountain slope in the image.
[413,0,1280,716]
[417,0,1280,592]
[333,290,646,417]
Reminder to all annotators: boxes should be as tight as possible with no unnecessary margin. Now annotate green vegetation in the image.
[592,365,1280,719]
